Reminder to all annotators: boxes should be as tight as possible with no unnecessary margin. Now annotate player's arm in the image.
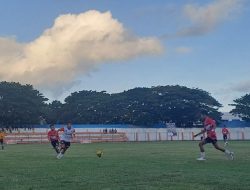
[193,129,205,138]
[58,127,64,132]
[56,131,60,140]
[72,129,76,138]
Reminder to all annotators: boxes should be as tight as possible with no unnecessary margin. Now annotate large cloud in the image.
[177,0,243,37]
[230,80,250,93]
[0,10,163,96]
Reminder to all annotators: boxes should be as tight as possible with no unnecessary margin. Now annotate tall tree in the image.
[45,100,64,124]
[61,90,112,124]
[230,94,250,121]
[60,85,222,127]
[0,81,48,126]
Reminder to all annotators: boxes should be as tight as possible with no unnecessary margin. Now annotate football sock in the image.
[200,152,205,158]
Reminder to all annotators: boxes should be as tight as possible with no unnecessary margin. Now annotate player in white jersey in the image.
[57,122,75,159]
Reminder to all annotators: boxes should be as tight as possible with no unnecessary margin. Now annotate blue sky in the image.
[0,0,249,112]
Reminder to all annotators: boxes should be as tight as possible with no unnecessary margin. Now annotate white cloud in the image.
[178,0,243,37]
[231,80,250,93]
[0,10,163,96]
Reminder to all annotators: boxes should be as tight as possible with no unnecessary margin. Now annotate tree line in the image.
[0,81,249,127]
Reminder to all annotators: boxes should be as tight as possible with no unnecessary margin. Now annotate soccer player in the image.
[47,124,60,154]
[194,111,234,161]
[222,125,229,146]
[57,122,75,159]
[0,128,5,150]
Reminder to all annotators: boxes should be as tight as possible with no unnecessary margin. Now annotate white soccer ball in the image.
[96,150,103,158]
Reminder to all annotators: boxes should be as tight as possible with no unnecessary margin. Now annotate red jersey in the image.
[204,116,216,139]
[48,130,59,141]
[222,128,229,135]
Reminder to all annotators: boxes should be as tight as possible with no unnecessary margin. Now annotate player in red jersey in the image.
[48,124,60,153]
[222,125,229,146]
[194,111,234,161]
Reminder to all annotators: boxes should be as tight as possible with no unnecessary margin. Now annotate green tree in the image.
[230,94,250,121]
[0,81,48,126]
[61,90,112,124]
[119,85,222,126]
[45,100,64,124]
[61,85,222,127]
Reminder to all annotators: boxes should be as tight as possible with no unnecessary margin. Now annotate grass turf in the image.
[0,141,250,190]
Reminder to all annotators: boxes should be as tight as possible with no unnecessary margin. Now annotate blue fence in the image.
[219,120,250,128]
[3,120,250,129]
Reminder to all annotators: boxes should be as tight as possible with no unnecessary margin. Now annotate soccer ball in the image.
[96,150,103,158]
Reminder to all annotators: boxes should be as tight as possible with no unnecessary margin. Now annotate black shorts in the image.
[223,134,228,140]
[0,139,3,144]
[60,140,71,148]
[51,140,59,148]
[204,137,217,145]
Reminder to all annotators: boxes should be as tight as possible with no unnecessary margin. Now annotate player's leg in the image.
[213,141,225,152]
[57,141,70,159]
[59,141,65,152]
[62,142,70,154]
[197,139,207,160]
[51,141,59,153]
[57,141,66,159]
[0,139,4,150]
[224,135,228,146]
[55,140,60,153]
[213,141,234,160]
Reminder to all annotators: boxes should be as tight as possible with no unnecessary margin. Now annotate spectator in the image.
[0,128,5,150]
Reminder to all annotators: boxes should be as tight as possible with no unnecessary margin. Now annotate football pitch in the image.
[0,141,250,190]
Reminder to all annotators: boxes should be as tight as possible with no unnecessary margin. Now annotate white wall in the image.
[33,127,250,141]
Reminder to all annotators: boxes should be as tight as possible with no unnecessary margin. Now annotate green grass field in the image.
[0,141,250,190]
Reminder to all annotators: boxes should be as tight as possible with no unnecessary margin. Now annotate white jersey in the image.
[60,127,75,142]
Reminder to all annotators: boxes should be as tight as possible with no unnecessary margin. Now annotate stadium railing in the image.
[4,127,250,143]
[5,131,128,144]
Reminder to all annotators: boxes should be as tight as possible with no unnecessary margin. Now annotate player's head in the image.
[50,124,55,130]
[67,122,72,129]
